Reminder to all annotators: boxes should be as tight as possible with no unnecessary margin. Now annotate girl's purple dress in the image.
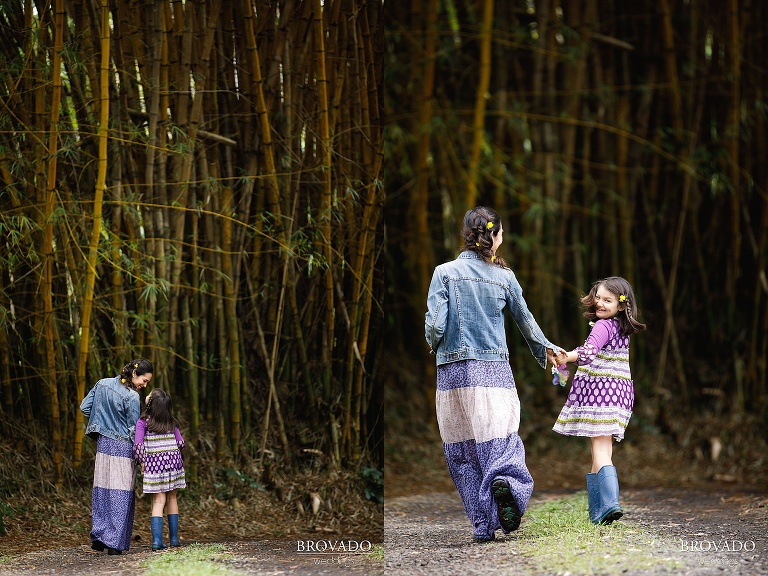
[134,418,186,493]
[553,318,634,441]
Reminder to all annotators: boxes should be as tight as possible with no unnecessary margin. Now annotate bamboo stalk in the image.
[220,186,242,457]
[311,0,338,450]
[726,0,741,303]
[465,0,494,210]
[41,0,65,486]
[74,0,110,466]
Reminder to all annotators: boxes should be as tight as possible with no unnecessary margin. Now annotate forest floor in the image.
[0,440,384,575]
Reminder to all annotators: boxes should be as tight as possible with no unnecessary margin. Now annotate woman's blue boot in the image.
[586,473,601,524]
[151,516,167,550]
[168,514,181,547]
[595,465,623,525]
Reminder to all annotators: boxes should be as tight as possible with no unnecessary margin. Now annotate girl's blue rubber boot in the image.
[151,516,167,550]
[586,473,601,524]
[595,465,623,525]
[168,514,181,547]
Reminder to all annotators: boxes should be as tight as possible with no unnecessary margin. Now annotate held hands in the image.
[547,347,570,387]
[546,348,559,367]
[554,349,570,365]
[546,348,570,366]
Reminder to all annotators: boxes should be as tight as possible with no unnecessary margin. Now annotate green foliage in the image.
[358,467,383,504]
[0,502,11,536]
[213,468,265,501]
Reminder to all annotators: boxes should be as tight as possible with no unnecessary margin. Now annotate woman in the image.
[80,359,153,554]
[425,207,560,542]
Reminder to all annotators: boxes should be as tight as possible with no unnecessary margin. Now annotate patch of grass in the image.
[370,543,384,560]
[515,492,682,575]
[140,543,238,576]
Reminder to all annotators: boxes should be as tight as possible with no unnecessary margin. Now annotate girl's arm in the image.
[133,418,147,464]
[174,426,186,450]
[556,349,579,365]
[562,320,615,366]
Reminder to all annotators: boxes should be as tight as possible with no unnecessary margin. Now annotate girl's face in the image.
[132,371,152,390]
[594,284,624,319]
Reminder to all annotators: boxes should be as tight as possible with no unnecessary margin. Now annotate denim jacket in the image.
[425,251,558,368]
[80,376,141,442]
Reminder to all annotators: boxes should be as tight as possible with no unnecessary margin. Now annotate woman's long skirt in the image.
[436,359,533,541]
[90,435,136,551]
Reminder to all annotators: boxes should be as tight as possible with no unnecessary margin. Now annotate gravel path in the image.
[384,488,768,575]
[1,489,764,575]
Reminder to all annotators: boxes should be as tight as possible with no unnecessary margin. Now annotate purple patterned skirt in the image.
[91,435,136,551]
[436,359,533,540]
[138,432,186,494]
[553,371,634,441]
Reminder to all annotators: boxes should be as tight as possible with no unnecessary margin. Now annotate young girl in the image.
[552,276,646,525]
[134,388,187,550]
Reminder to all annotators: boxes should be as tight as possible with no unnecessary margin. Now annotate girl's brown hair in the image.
[141,388,180,434]
[581,276,647,336]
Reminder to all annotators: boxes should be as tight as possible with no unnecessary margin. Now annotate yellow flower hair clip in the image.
[619,295,627,303]
[491,255,496,263]
[486,222,494,230]
[121,378,126,383]
[476,242,480,247]
[134,363,139,368]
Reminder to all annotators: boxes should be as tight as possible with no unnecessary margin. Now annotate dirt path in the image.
[384,488,768,575]
[2,490,765,574]
[0,538,384,576]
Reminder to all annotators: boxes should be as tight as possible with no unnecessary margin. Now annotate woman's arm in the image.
[425,267,448,353]
[79,383,98,418]
[506,272,564,368]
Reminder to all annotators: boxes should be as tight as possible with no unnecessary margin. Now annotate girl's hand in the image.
[555,350,569,365]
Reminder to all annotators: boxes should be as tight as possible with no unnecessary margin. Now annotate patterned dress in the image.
[134,418,187,493]
[553,318,634,441]
[437,359,533,541]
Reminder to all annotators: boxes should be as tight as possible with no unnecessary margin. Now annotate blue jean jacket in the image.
[80,376,141,443]
[425,251,559,368]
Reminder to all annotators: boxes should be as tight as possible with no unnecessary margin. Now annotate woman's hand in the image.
[546,348,558,367]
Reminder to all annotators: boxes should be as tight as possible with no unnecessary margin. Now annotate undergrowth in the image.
[0,420,383,555]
